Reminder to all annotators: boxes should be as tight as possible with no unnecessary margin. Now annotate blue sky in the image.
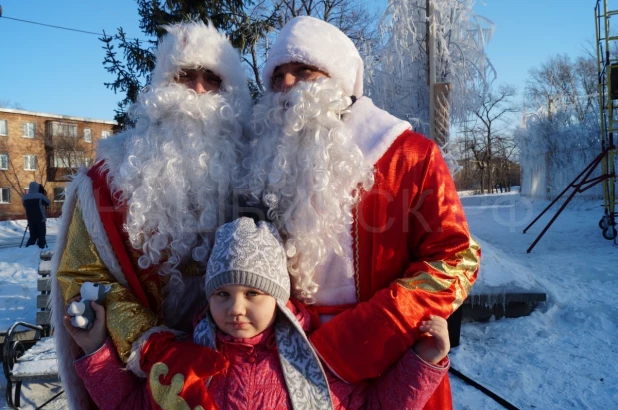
[0,0,597,121]
[474,0,597,98]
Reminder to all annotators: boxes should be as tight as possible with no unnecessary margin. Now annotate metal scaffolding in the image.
[594,0,618,241]
[523,0,617,252]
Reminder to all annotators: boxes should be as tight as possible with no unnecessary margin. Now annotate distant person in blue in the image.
[22,181,50,248]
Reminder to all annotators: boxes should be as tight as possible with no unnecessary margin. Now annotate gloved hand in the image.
[140,331,228,410]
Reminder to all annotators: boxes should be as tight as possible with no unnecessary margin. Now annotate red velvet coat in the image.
[309,130,481,409]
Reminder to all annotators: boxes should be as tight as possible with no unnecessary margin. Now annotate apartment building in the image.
[0,108,115,220]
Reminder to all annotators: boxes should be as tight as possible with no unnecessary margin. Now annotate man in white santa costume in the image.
[245,16,481,409]
[50,21,251,409]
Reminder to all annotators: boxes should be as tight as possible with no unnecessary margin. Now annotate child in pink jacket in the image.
[65,217,451,410]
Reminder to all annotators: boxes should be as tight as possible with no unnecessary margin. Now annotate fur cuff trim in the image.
[95,130,130,181]
[126,327,186,378]
[50,171,92,410]
[74,171,127,287]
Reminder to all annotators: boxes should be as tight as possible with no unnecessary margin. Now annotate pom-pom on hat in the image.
[150,20,249,99]
[196,217,334,410]
[262,16,364,97]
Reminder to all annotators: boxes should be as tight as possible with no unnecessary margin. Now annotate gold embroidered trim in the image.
[56,203,162,362]
[395,273,452,292]
[395,236,481,311]
[56,204,115,303]
[149,362,204,410]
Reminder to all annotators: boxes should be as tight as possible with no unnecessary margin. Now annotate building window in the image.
[0,120,7,136]
[101,130,112,139]
[53,187,66,202]
[50,121,78,138]
[24,155,37,171]
[0,153,8,170]
[23,122,35,138]
[84,128,92,143]
[52,151,85,168]
[0,188,9,204]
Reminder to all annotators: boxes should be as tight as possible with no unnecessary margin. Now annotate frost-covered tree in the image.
[526,54,597,123]
[517,54,601,199]
[367,0,495,146]
[517,109,601,199]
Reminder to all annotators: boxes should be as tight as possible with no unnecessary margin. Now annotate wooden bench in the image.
[2,250,63,409]
[36,251,53,337]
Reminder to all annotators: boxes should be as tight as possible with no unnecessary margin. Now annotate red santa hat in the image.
[262,16,364,97]
[151,20,249,99]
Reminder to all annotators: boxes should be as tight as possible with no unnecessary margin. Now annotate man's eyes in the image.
[206,74,222,85]
[297,66,317,76]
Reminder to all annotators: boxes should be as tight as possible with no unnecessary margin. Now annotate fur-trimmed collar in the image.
[344,96,412,167]
[95,129,132,181]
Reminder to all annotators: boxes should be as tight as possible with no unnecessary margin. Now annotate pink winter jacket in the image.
[74,303,449,410]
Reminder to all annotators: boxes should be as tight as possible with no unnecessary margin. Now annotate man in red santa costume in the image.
[50,21,251,409]
[245,16,481,409]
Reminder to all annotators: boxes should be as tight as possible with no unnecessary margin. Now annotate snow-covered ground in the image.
[0,219,64,410]
[0,219,58,331]
[1,194,617,409]
[451,193,618,409]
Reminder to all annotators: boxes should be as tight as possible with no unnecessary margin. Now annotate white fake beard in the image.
[110,83,245,292]
[245,78,374,302]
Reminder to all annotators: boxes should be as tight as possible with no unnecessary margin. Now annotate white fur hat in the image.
[150,21,249,98]
[262,16,364,97]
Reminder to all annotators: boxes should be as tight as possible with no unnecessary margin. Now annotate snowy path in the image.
[451,194,618,409]
[0,219,59,332]
[0,238,56,250]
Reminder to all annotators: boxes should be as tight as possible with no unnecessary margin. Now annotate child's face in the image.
[209,284,277,338]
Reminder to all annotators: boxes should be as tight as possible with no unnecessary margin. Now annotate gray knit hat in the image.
[205,217,290,302]
[195,217,333,410]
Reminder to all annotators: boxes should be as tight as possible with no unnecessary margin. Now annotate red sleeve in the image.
[74,338,151,410]
[310,137,480,386]
[366,351,449,409]
[328,351,449,410]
